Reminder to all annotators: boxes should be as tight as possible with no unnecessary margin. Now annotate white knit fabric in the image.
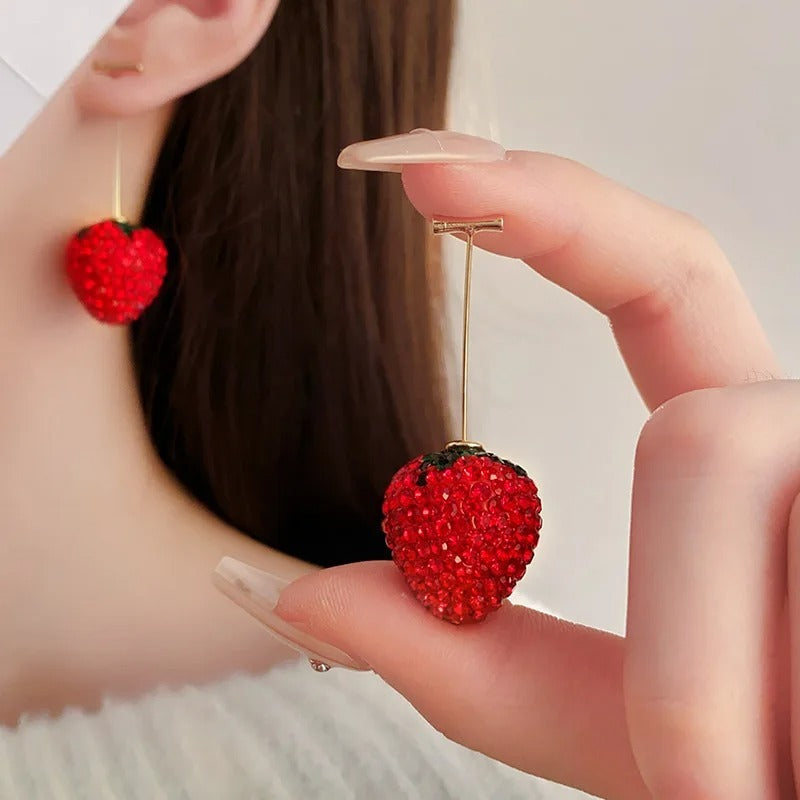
[0,660,547,799]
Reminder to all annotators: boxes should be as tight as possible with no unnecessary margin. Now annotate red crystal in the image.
[65,219,167,324]
[383,445,541,625]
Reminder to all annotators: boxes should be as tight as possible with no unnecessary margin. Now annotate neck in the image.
[0,81,308,725]
[0,84,177,529]
[0,322,171,530]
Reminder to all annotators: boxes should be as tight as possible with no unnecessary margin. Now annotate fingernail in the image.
[213,557,369,672]
[337,128,506,173]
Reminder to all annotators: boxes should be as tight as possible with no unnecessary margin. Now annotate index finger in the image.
[401,152,779,410]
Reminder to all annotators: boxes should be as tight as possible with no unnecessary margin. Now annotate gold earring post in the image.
[92,61,144,78]
[433,218,504,446]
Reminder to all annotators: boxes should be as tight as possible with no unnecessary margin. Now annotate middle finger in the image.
[625,381,798,798]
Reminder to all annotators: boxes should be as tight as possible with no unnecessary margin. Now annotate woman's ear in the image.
[75,0,280,116]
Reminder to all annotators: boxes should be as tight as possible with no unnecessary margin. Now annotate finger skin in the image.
[275,562,649,800]
[402,153,780,410]
[277,153,785,796]
[785,493,800,795]
[626,381,800,798]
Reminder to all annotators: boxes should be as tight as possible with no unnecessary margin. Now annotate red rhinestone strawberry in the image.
[66,219,167,324]
[382,443,542,624]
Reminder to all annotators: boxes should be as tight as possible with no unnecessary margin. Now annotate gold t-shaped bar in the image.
[432,218,504,444]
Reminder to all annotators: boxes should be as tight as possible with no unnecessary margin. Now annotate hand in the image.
[222,151,797,798]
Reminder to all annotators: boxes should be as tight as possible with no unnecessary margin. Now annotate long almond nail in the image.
[213,557,369,672]
[337,129,506,173]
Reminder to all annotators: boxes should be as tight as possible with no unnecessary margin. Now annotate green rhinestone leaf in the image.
[417,444,528,486]
[112,220,136,237]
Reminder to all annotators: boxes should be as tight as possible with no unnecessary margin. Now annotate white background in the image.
[448,3,800,797]
[0,0,129,154]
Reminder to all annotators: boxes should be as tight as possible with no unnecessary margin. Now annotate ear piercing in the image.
[65,62,168,324]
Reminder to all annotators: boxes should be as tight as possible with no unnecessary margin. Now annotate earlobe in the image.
[74,0,279,119]
[117,0,236,25]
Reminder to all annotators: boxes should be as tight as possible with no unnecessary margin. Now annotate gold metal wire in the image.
[92,59,142,222]
[432,218,504,445]
[113,121,124,222]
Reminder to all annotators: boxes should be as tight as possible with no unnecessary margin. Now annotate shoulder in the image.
[1,661,552,799]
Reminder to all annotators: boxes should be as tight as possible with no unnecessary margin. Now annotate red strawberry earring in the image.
[383,218,542,624]
[65,60,167,324]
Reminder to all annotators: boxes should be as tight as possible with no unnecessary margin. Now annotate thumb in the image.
[214,558,647,800]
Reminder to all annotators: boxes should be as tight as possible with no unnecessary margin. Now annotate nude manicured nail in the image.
[213,557,369,672]
[337,129,506,172]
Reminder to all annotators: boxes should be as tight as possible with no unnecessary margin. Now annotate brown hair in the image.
[133,1,455,566]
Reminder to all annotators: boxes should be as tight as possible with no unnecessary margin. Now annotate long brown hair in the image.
[133,1,455,566]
